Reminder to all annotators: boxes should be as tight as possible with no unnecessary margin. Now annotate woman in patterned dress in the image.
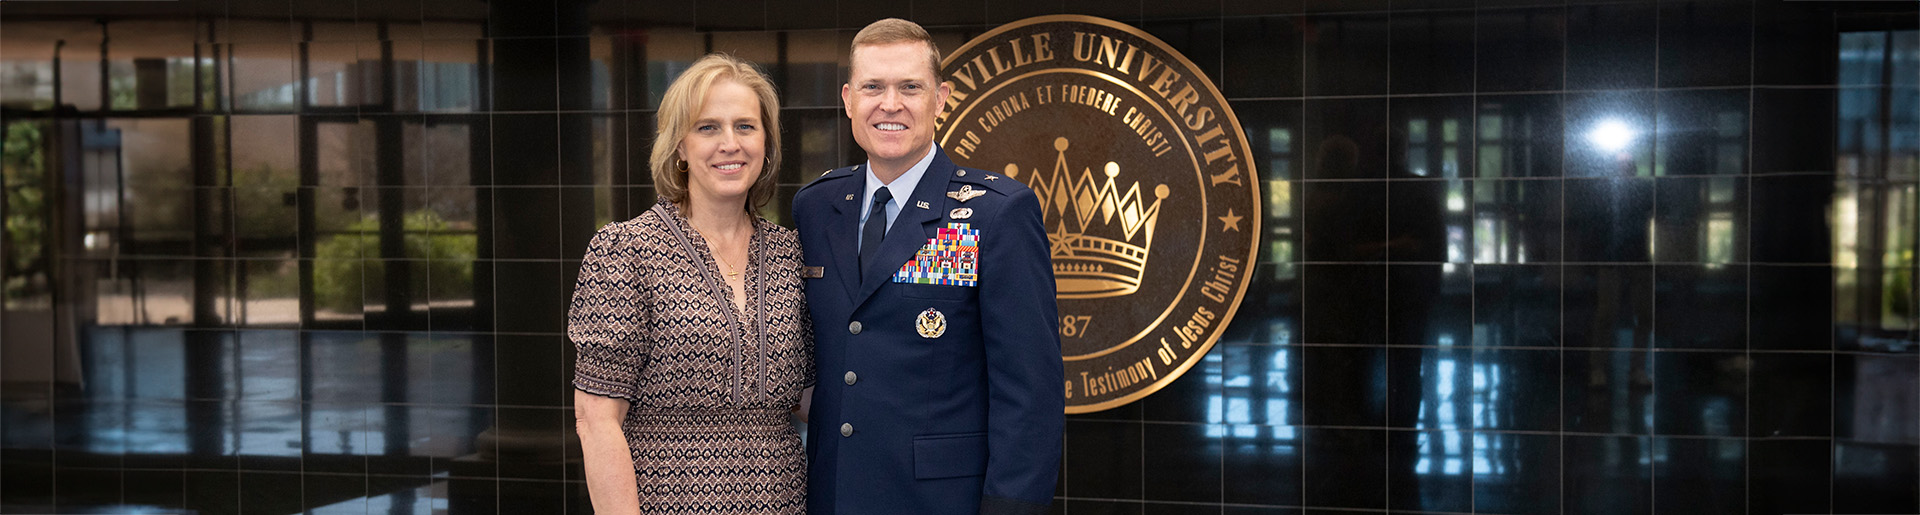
[571,54,813,514]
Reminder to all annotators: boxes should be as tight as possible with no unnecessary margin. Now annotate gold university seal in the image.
[936,15,1261,413]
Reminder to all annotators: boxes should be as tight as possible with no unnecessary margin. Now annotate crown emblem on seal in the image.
[1004,137,1169,299]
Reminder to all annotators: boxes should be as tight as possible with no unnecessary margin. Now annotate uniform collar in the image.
[861,144,939,214]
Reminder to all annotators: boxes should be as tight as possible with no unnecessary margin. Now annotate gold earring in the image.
[676,159,688,171]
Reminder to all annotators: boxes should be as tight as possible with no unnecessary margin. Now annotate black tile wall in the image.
[1652,264,1748,350]
[1473,432,1562,514]
[1304,98,1390,180]
[1142,423,1222,503]
[1654,436,1748,514]
[1385,346,1470,428]
[1385,430,1471,513]
[1474,347,1563,432]
[1303,345,1387,427]
[1474,264,1563,348]
[1753,88,1838,174]
[1566,177,1656,261]
[1304,15,1390,97]
[2,1,1916,514]
[1389,13,1474,95]
[1475,93,1565,178]
[1564,349,1655,434]
[1565,434,1654,515]
[1477,8,1565,93]
[1302,428,1385,510]
[1386,264,1472,347]
[1567,3,1657,91]
[1222,17,1305,99]
[1383,179,1456,262]
[1750,438,1833,514]
[1301,264,1386,344]
[1064,420,1142,500]
[1657,1,1754,89]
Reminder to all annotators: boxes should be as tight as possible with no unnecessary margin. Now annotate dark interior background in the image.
[0,0,1915,513]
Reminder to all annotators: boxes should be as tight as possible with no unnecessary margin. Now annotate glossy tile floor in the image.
[1,0,1917,513]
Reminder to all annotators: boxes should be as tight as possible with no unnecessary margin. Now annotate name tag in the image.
[801,266,825,279]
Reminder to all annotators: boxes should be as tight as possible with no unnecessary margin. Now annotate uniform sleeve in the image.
[977,187,1066,513]
[569,224,650,401]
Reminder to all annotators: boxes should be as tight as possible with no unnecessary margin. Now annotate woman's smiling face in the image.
[679,78,766,207]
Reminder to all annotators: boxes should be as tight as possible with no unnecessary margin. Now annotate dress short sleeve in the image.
[569,223,649,401]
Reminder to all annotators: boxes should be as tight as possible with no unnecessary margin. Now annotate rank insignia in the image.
[946,185,987,203]
[893,223,980,287]
[916,308,947,338]
[950,207,973,219]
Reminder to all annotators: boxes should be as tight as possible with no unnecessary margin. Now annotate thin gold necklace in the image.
[688,216,746,277]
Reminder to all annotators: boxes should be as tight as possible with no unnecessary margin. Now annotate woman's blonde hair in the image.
[650,54,783,211]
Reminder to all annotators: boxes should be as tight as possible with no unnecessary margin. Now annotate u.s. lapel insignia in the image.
[915,200,931,210]
[946,185,986,203]
[949,207,973,219]
[915,307,947,338]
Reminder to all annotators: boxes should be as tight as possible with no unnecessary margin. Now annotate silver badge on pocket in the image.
[915,308,947,339]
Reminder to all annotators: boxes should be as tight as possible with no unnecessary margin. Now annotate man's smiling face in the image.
[843,40,951,179]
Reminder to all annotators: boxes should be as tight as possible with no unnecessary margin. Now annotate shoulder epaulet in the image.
[947,166,1027,196]
[796,165,858,195]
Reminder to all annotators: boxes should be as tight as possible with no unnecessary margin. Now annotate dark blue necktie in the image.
[859,187,893,271]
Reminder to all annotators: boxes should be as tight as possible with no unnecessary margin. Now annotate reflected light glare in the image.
[1586,119,1638,153]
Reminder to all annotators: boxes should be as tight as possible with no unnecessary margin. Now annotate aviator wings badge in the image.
[945,185,987,203]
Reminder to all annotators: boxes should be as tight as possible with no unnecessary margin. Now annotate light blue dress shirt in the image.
[857,145,939,250]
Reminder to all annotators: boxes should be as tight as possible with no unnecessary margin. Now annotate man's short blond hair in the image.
[850,18,942,78]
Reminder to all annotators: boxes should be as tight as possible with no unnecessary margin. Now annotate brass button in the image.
[844,371,858,385]
[840,423,854,437]
[849,321,863,335]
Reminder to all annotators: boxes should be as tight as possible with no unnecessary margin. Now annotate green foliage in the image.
[109,74,138,110]
[233,164,299,238]
[312,210,477,313]
[1890,253,1914,324]
[3,121,47,299]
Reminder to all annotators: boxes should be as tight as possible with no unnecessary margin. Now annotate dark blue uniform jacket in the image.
[792,147,1064,515]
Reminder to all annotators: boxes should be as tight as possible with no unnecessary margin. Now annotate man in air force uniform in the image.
[791,17,1064,515]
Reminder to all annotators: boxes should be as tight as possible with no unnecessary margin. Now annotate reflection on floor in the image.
[308,481,447,515]
[1,481,450,515]
[1,327,511,513]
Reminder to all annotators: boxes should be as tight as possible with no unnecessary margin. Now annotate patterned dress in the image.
[570,202,814,514]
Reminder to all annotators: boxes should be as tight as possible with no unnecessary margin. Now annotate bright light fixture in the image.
[1585,119,1637,153]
